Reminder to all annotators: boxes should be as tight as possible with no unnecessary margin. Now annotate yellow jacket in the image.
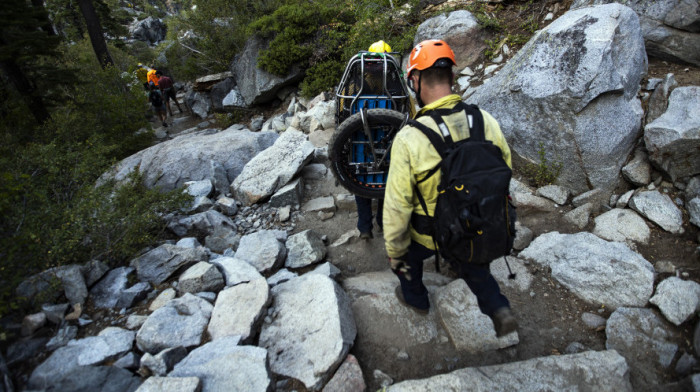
[383,94,512,258]
[135,67,148,83]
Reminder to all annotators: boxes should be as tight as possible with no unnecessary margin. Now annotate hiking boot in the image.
[492,307,518,337]
[359,231,373,240]
[395,286,429,315]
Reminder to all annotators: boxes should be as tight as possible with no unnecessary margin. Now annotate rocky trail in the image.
[3,1,700,392]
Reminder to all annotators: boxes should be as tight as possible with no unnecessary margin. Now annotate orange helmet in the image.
[407,39,456,77]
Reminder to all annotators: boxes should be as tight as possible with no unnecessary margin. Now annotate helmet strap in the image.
[415,72,425,107]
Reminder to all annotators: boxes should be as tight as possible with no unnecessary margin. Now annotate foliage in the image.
[0,36,188,320]
[468,3,504,32]
[522,142,562,187]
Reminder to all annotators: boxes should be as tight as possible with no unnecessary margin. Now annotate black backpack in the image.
[150,90,163,107]
[409,102,516,266]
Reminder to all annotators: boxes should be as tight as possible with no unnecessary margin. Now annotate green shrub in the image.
[522,142,562,187]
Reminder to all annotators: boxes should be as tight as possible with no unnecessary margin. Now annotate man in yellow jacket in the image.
[383,39,517,336]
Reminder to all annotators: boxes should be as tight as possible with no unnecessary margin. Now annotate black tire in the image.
[329,109,407,199]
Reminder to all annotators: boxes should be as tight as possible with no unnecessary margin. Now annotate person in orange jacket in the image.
[147,68,159,87]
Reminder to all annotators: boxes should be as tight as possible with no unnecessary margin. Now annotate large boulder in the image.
[129,17,167,45]
[231,36,304,107]
[102,127,278,192]
[207,278,270,342]
[259,274,356,391]
[467,4,646,193]
[572,0,700,66]
[386,350,632,391]
[644,86,700,181]
[130,244,207,285]
[519,232,655,309]
[413,10,485,69]
[90,267,150,309]
[606,307,679,388]
[231,129,315,205]
[184,91,212,119]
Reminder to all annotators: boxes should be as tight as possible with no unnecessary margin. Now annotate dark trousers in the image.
[355,196,383,233]
[394,241,510,314]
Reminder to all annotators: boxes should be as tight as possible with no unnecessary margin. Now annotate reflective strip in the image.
[468,114,473,129]
[438,122,450,138]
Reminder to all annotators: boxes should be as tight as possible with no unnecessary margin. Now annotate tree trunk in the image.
[30,0,57,36]
[77,0,113,69]
[0,57,50,125]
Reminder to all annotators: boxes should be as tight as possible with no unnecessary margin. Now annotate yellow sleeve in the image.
[383,134,415,259]
[481,109,512,168]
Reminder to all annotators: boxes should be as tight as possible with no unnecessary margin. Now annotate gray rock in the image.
[536,185,570,205]
[686,176,700,199]
[207,278,270,342]
[520,232,654,309]
[136,293,213,354]
[136,377,201,392]
[176,237,201,248]
[616,189,636,208]
[468,4,646,193]
[209,159,229,196]
[126,315,149,330]
[45,325,77,351]
[414,10,485,69]
[564,342,587,354]
[334,193,356,211]
[42,303,69,325]
[301,163,328,181]
[140,346,188,376]
[260,274,356,390]
[130,245,207,285]
[572,189,606,208]
[204,226,240,254]
[232,36,304,106]
[629,190,684,234]
[562,202,594,229]
[267,269,298,287]
[7,337,49,365]
[277,205,291,222]
[491,257,533,292]
[644,86,700,181]
[298,102,336,133]
[81,259,110,287]
[178,262,225,294]
[386,350,632,391]
[582,312,607,330]
[210,256,263,287]
[129,16,166,45]
[650,277,700,326]
[511,192,556,211]
[44,365,142,392]
[170,336,271,392]
[16,264,88,306]
[285,230,326,269]
[185,91,211,119]
[675,352,697,376]
[269,178,304,208]
[102,128,277,192]
[646,74,677,125]
[184,180,213,198]
[210,78,235,111]
[572,0,700,66]
[436,280,519,351]
[235,230,287,274]
[232,129,314,205]
[21,313,46,336]
[302,196,336,213]
[28,327,135,388]
[606,307,679,386]
[689,197,700,228]
[194,72,233,91]
[309,262,341,280]
[215,196,239,216]
[513,221,533,251]
[168,210,237,239]
[622,149,651,186]
[322,354,365,392]
[114,352,140,370]
[90,267,150,309]
[593,208,651,245]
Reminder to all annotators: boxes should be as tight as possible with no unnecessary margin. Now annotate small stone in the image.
[22,313,47,336]
[564,342,586,354]
[373,369,393,388]
[397,351,409,361]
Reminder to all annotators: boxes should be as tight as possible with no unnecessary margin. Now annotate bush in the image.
[522,142,562,187]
